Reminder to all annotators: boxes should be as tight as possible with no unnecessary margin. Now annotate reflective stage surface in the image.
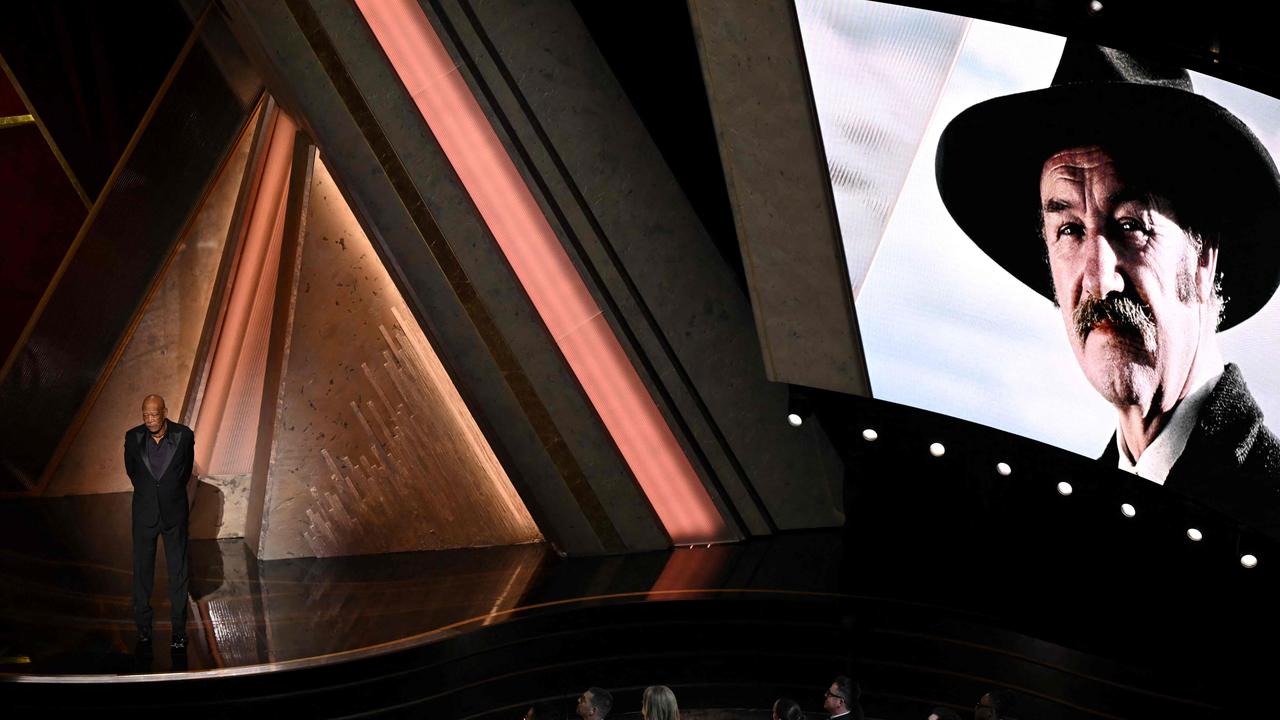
[0,484,1249,718]
[0,492,843,675]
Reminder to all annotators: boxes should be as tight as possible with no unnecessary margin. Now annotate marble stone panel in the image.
[254,156,541,559]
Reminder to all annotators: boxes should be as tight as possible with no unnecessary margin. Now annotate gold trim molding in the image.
[0,113,35,129]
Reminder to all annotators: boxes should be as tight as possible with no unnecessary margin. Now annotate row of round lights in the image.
[856,425,1260,570]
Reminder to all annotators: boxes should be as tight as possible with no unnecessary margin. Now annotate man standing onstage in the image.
[936,41,1280,531]
[125,394,195,650]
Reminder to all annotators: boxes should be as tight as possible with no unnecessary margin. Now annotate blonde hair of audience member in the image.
[641,685,680,720]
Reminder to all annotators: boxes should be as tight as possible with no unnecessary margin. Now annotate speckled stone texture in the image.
[251,156,541,560]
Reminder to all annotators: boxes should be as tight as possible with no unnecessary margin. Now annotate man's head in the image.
[141,395,168,434]
[937,41,1280,363]
[974,691,1009,720]
[1040,145,1222,413]
[772,698,804,720]
[823,675,858,715]
[576,687,612,720]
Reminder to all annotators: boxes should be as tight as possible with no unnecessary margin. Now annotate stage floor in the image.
[0,492,844,675]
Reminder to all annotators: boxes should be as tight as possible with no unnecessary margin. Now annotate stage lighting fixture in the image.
[785,385,814,429]
[929,442,945,457]
[862,428,878,441]
[1088,0,1104,13]
[1241,554,1259,569]
[1120,503,1136,518]
[996,462,1011,476]
[1186,528,1203,542]
[1056,481,1073,496]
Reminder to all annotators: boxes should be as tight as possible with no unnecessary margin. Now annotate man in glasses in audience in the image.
[822,675,863,719]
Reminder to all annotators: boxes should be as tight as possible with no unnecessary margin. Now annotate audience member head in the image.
[975,691,1010,720]
[773,697,805,720]
[641,685,680,720]
[928,708,961,720]
[577,687,613,720]
[823,675,860,717]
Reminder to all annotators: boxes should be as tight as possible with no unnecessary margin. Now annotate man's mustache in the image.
[1072,292,1157,346]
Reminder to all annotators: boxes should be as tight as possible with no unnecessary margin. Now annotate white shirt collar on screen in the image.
[1115,368,1223,485]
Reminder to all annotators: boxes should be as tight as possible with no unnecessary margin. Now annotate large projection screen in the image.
[798,1,1280,532]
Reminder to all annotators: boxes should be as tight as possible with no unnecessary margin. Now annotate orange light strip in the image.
[194,111,296,473]
[354,0,731,544]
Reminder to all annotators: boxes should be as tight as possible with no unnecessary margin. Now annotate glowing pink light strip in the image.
[195,111,296,474]
[355,0,731,545]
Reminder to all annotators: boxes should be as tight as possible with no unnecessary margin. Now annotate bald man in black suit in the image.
[124,394,195,651]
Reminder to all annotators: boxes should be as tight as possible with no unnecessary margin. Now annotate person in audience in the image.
[576,687,613,720]
[822,675,864,719]
[974,691,1011,720]
[773,697,805,720]
[927,708,961,720]
[641,685,680,720]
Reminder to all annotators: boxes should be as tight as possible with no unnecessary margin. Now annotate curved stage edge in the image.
[0,588,1227,719]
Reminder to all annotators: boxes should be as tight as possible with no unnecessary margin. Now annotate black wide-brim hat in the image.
[936,41,1280,331]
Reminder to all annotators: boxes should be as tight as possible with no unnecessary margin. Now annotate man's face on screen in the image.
[1040,146,1215,410]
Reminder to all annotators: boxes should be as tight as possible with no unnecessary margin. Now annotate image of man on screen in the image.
[936,40,1280,530]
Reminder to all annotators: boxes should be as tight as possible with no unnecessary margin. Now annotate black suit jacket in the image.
[1099,363,1280,537]
[124,421,196,529]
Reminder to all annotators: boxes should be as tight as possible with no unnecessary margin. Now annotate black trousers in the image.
[132,514,190,632]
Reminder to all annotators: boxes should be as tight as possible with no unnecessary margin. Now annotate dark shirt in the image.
[145,424,178,480]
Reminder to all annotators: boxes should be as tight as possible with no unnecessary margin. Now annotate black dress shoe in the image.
[170,633,186,651]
